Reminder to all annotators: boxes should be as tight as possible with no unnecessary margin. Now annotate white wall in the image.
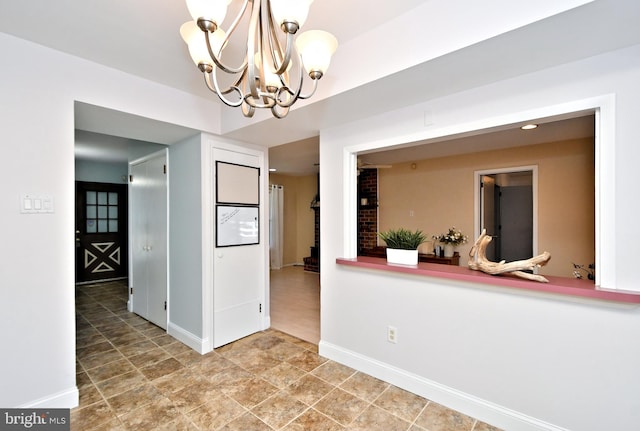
[319,44,640,431]
[0,32,221,408]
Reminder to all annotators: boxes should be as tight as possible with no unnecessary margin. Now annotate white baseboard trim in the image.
[168,322,211,355]
[19,386,79,409]
[319,341,568,431]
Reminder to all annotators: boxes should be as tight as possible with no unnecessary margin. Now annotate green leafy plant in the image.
[433,226,468,245]
[378,228,427,250]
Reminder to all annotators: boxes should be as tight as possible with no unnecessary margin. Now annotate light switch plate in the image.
[21,194,54,214]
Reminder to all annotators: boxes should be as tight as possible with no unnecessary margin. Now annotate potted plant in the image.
[378,228,427,265]
[433,226,468,257]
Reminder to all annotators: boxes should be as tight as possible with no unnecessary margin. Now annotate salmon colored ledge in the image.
[336,256,640,304]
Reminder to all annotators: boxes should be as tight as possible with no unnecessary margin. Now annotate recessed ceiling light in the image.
[269,168,277,172]
[521,124,538,130]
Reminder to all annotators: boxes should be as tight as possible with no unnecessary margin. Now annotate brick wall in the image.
[358,169,378,252]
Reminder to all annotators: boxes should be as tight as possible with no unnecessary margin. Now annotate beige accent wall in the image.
[378,138,595,277]
[270,173,317,266]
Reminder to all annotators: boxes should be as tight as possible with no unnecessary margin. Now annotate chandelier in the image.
[180,0,338,119]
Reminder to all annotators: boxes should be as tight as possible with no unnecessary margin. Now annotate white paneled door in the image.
[130,150,168,329]
[212,147,264,348]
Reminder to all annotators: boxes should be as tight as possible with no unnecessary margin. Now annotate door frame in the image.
[474,165,538,262]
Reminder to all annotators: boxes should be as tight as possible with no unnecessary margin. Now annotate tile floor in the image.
[73,280,502,431]
[270,266,320,344]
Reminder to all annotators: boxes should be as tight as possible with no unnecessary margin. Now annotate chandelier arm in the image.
[225,0,251,40]
[246,0,263,100]
[270,104,290,119]
[265,6,293,75]
[204,32,246,74]
[203,70,244,108]
[199,0,251,75]
[241,101,256,118]
[243,92,276,109]
[273,57,306,108]
[296,77,320,100]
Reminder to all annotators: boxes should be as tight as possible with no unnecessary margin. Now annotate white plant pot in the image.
[444,244,455,257]
[386,248,418,265]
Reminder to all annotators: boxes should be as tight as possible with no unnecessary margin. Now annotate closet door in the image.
[212,148,264,347]
[130,150,168,329]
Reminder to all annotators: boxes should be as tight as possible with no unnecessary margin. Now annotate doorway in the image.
[477,167,536,262]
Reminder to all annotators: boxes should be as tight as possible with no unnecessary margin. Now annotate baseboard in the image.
[319,341,568,431]
[167,322,211,355]
[19,387,79,409]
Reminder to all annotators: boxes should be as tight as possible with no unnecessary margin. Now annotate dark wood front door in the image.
[75,182,128,283]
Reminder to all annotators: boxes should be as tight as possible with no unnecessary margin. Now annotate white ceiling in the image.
[1,0,639,174]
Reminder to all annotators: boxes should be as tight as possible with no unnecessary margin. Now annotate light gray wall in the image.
[129,141,168,162]
[75,159,127,184]
[168,134,204,339]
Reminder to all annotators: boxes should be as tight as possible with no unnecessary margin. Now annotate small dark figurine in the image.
[572,263,595,280]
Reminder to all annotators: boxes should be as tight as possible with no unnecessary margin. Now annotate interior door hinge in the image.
[164,301,167,310]
[163,164,167,174]
[129,175,133,183]
[259,303,262,313]
[130,287,133,295]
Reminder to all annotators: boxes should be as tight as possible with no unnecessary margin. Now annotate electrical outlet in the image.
[387,326,398,344]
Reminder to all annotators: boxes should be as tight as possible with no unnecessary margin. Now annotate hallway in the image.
[73,280,500,430]
[270,266,320,344]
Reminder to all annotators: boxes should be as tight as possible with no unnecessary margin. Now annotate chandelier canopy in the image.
[180,0,338,119]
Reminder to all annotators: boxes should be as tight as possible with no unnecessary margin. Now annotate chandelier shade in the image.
[180,0,338,119]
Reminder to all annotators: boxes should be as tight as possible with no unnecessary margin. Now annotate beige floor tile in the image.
[347,405,411,431]
[339,372,389,403]
[373,385,428,423]
[71,400,119,431]
[140,357,184,380]
[314,388,370,426]
[107,383,164,417]
[219,412,274,431]
[119,397,182,431]
[286,349,328,372]
[86,358,137,383]
[281,408,345,431]
[311,361,357,386]
[184,394,246,430]
[118,340,159,358]
[285,374,335,406]
[81,348,126,370]
[168,380,220,413]
[96,370,148,398]
[259,362,307,389]
[414,402,475,431]
[251,391,308,429]
[473,421,502,431]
